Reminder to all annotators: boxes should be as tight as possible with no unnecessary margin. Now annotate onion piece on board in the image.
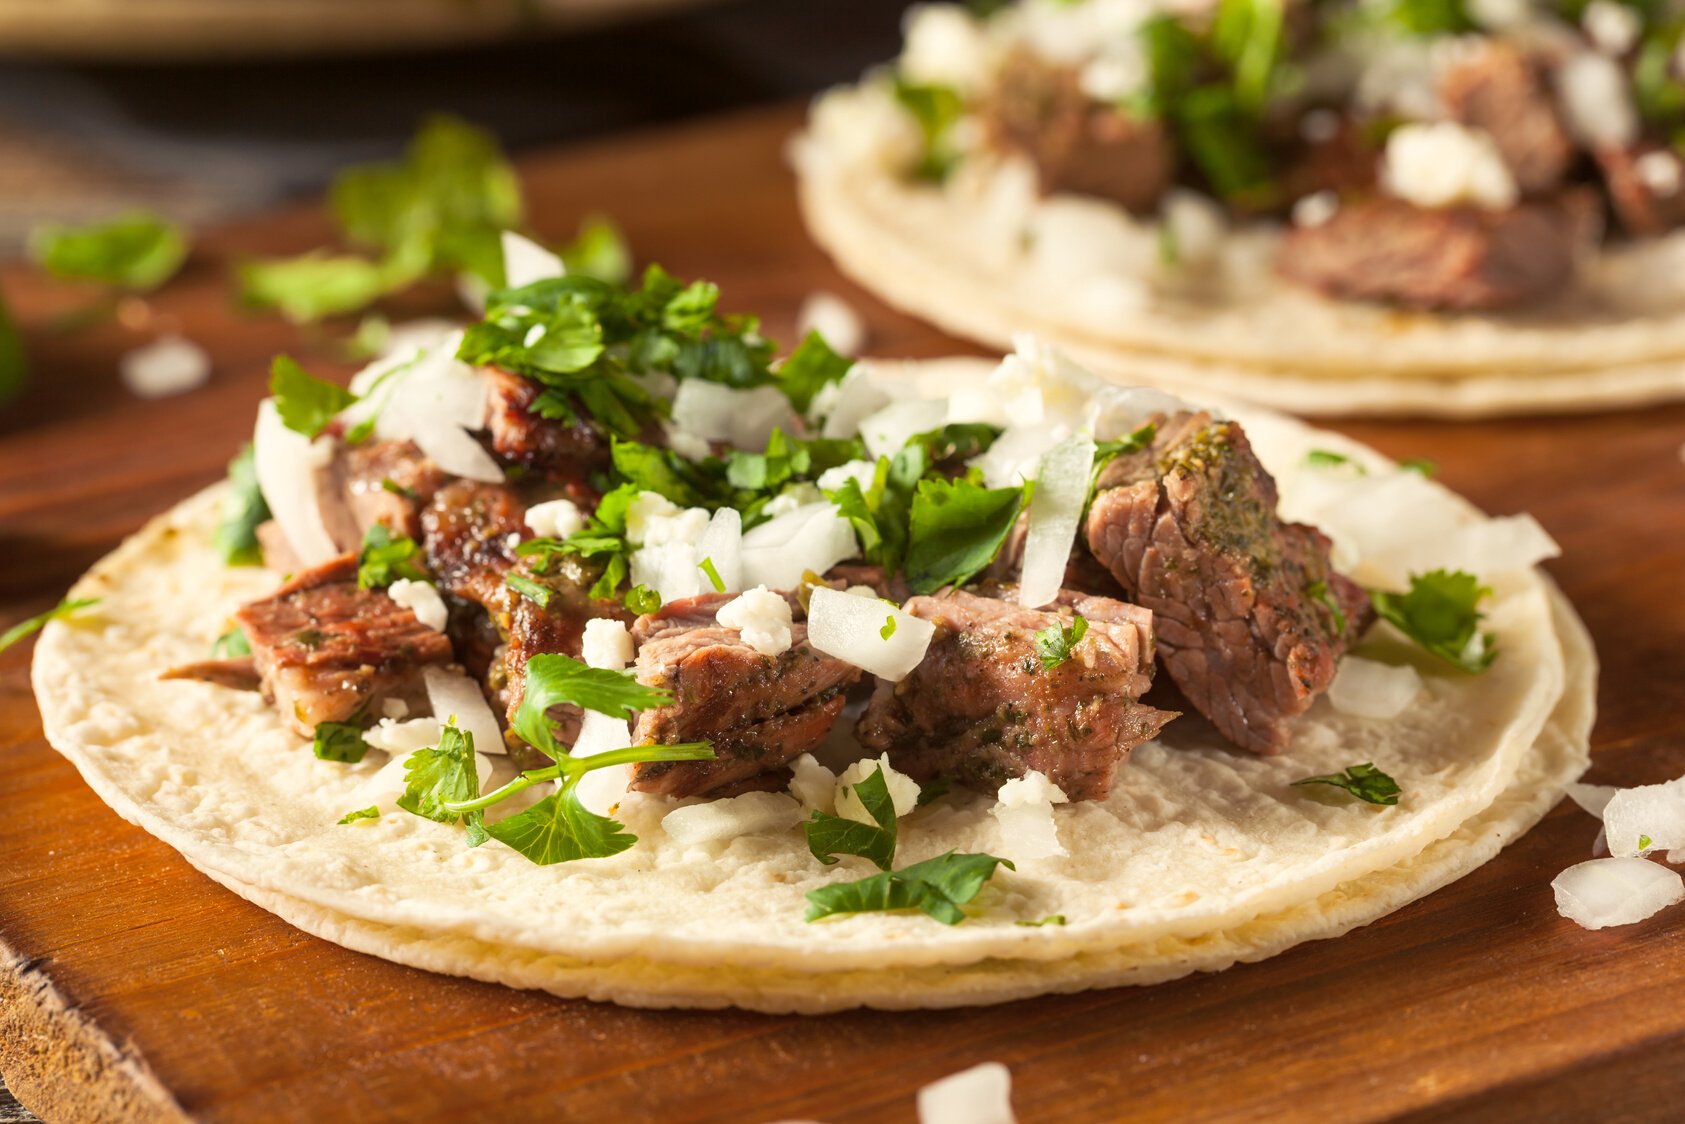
[917,1062,1017,1124]
[1603,777,1685,856]
[1553,857,1684,930]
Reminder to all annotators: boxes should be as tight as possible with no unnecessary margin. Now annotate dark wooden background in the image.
[3,106,1685,1123]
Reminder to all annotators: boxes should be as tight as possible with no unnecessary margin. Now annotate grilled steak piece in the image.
[338,439,448,539]
[985,52,1172,213]
[482,366,611,482]
[1440,42,1574,196]
[419,479,526,612]
[856,586,1175,801]
[1597,144,1685,236]
[627,592,861,798]
[233,554,454,738]
[1084,412,1371,755]
[1279,112,1379,202]
[160,656,261,691]
[1279,195,1581,310]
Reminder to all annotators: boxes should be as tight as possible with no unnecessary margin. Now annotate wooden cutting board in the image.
[3,105,1685,1124]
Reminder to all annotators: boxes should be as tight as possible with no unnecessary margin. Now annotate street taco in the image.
[793,0,1685,416]
[34,260,1593,1012]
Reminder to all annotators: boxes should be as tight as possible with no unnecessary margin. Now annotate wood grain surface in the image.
[3,105,1685,1124]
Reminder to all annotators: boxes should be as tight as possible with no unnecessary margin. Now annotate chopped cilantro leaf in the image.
[28,210,187,291]
[1304,449,1365,474]
[398,723,487,845]
[506,572,553,608]
[1306,579,1347,636]
[778,330,854,415]
[904,476,1026,594]
[880,613,898,640]
[1369,569,1497,673]
[312,721,370,764]
[699,556,726,593]
[1399,458,1436,477]
[338,806,381,825]
[558,214,632,285]
[211,626,251,659]
[804,765,899,871]
[892,78,965,182]
[1292,762,1400,806]
[270,355,356,437]
[1035,614,1089,670]
[239,252,416,324]
[1639,834,1654,852]
[804,851,1015,925]
[356,525,428,590]
[624,584,662,615]
[1017,915,1067,927]
[213,443,271,567]
[514,653,675,758]
[0,598,99,654]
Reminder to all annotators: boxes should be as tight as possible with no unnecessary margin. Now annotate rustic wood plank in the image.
[2,104,1684,1123]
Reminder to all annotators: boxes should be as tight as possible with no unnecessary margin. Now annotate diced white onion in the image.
[796,290,867,357]
[789,752,838,814]
[1558,51,1639,150]
[807,586,935,682]
[1566,782,1619,819]
[1603,778,1685,857]
[859,398,948,460]
[816,364,892,439]
[364,716,444,755]
[1553,857,1684,930]
[716,586,794,657]
[387,579,449,632]
[899,4,991,95]
[917,1062,1017,1124]
[694,506,744,594]
[660,791,805,846]
[991,770,1070,861]
[1381,121,1518,210]
[740,502,860,591]
[252,399,340,567]
[972,423,1064,490]
[501,230,565,288]
[525,498,583,539]
[834,753,920,822]
[1017,435,1096,608]
[423,667,506,756]
[1327,657,1422,720]
[671,381,795,451]
[376,333,503,483]
[120,334,209,399]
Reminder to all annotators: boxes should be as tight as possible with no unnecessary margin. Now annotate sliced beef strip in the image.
[1278,195,1584,310]
[232,553,454,738]
[419,479,527,612]
[855,586,1175,801]
[984,51,1172,213]
[1596,143,1685,236]
[626,592,861,798]
[1084,412,1371,755]
[1440,42,1575,196]
[482,365,612,483]
[160,656,261,691]
[337,439,449,539]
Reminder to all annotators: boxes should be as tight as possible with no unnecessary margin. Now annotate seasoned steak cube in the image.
[1084,412,1371,755]
[627,592,861,798]
[482,366,611,482]
[337,439,448,539]
[1440,42,1574,196]
[1597,144,1685,236]
[420,479,526,611]
[233,554,453,738]
[856,587,1174,801]
[1279,196,1582,310]
[985,52,1171,213]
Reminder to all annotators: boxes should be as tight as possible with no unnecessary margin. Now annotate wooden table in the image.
[3,105,1684,1124]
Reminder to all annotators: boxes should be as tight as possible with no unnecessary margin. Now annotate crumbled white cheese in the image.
[715,586,794,657]
[814,363,893,440]
[901,3,992,93]
[789,752,839,814]
[762,483,824,518]
[524,498,583,539]
[625,491,696,546]
[991,770,1069,860]
[364,716,443,754]
[1558,51,1639,149]
[796,290,867,357]
[1160,189,1226,267]
[1382,122,1518,210]
[582,618,635,670]
[387,579,448,632]
[816,458,880,494]
[664,423,715,463]
[120,334,210,399]
[835,753,921,822]
[1584,1,1641,56]
[1636,150,1682,197]
[1079,38,1147,102]
[503,532,522,552]
[380,698,410,720]
[1292,190,1339,228]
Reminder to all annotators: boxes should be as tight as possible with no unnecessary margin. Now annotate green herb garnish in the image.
[804,851,1015,925]
[624,584,662,615]
[1035,614,1089,671]
[270,355,357,438]
[1292,762,1400,806]
[213,443,271,567]
[1369,569,1496,673]
[804,765,900,871]
[1399,458,1437,477]
[1306,579,1347,636]
[398,722,488,847]
[904,476,1026,594]
[513,652,675,757]
[356,525,428,590]
[699,556,726,593]
[506,572,553,608]
[28,210,186,291]
[312,721,370,764]
[211,626,251,659]
[0,598,99,653]
[1017,915,1067,927]
[338,806,381,825]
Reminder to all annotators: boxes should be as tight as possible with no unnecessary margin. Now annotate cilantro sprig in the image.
[512,653,676,757]
[903,475,1026,594]
[312,721,370,764]
[804,765,900,871]
[1292,762,1401,806]
[271,355,356,438]
[805,851,1015,925]
[28,210,187,292]
[1035,614,1089,670]
[1369,569,1496,673]
[356,525,429,590]
[398,722,488,848]
[0,598,99,654]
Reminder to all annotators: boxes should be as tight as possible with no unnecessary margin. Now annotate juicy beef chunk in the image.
[482,366,611,482]
[627,592,861,798]
[1440,43,1574,196]
[1084,412,1371,755]
[1279,196,1581,310]
[338,440,448,539]
[856,587,1175,801]
[1279,113,1379,203]
[1597,144,1685,236]
[985,52,1171,213]
[420,479,526,611]
[233,554,453,738]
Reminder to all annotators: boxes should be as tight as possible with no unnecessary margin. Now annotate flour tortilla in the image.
[33,392,1591,1011]
[792,91,1685,417]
